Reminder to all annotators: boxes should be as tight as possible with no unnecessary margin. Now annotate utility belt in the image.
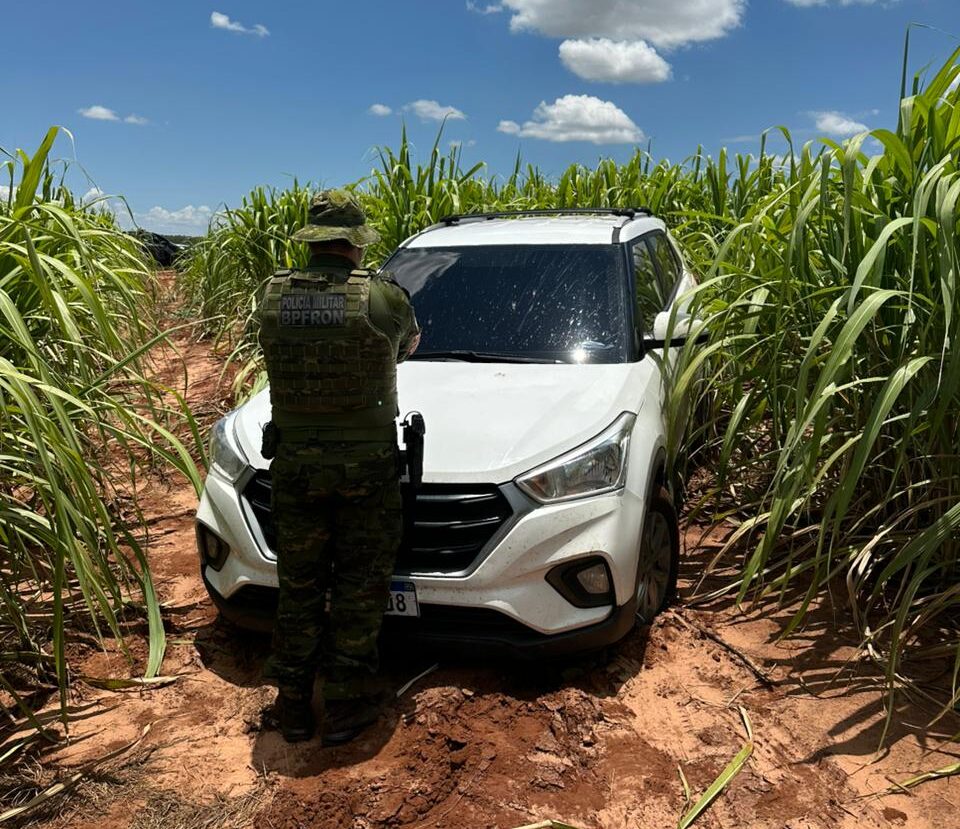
[261,413,426,488]
[261,422,395,451]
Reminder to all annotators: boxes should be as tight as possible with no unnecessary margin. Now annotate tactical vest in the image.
[260,269,398,430]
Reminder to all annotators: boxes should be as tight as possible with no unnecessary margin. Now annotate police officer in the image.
[259,190,420,744]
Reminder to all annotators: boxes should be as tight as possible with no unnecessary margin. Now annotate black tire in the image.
[635,485,680,624]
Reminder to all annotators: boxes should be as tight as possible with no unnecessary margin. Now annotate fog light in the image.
[196,523,230,571]
[576,563,610,594]
[546,556,615,609]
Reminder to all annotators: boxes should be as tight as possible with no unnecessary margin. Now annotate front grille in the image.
[242,473,513,574]
[243,472,276,549]
[382,604,542,644]
[401,484,513,572]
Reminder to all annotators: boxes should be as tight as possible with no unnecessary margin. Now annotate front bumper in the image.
[202,568,638,659]
[197,461,648,656]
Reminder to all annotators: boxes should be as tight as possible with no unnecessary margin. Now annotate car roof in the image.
[402,214,666,248]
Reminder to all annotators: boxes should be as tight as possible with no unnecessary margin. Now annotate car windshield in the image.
[384,244,630,364]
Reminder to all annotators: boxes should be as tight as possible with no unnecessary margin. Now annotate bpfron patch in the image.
[280,293,347,326]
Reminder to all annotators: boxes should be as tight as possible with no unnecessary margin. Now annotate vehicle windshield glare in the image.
[385,244,630,364]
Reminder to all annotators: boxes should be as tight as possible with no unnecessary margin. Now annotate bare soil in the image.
[26,274,960,828]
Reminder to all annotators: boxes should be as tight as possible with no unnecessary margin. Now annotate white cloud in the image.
[501,0,745,50]
[80,188,128,219]
[724,133,762,143]
[79,105,150,125]
[82,187,106,204]
[766,153,802,168]
[466,1,504,12]
[404,100,467,122]
[813,110,870,137]
[0,185,15,202]
[498,94,643,144]
[210,11,269,37]
[79,105,120,121]
[368,103,393,116]
[559,38,671,83]
[135,205,214,235]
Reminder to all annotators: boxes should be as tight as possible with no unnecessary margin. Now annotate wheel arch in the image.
[646,445,669,502]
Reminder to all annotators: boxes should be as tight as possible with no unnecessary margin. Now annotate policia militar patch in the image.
[280,292,347,326]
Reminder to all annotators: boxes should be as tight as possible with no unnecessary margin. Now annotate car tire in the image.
[635,485,680,624]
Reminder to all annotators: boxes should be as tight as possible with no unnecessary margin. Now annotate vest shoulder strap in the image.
[375,269,411,299]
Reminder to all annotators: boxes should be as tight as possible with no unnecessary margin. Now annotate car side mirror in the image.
[644,311,707,349]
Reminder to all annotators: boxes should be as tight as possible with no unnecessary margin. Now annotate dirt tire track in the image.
[34,273,960,829]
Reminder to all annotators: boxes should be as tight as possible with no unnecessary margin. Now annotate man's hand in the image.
[406,331,421,357]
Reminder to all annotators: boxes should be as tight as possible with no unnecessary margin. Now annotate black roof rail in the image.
[438,207,654,225]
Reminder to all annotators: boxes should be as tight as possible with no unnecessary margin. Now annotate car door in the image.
[647,232,704,454]
[648,231,686,320]
[630,231,698,412]
[630,234,672,408]
[630,235,667,341]
[651,231,696,313]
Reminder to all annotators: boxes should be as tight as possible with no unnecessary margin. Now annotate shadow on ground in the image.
[192,610,651,778]
[676,523,960,765]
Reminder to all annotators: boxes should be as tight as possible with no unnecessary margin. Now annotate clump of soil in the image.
[254,679,621,829]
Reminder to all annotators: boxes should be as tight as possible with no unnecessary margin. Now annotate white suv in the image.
[196,208,701,656]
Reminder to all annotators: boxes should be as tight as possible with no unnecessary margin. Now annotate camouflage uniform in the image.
[259,191,419,707]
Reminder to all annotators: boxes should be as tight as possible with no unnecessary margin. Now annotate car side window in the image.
[649,232,682,299]
[632,239,664,335]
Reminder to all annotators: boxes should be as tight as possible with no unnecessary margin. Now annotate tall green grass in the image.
[182,48,960,727]
[678,50,960,739]
[0,128,201,753]
[177,180,313,397]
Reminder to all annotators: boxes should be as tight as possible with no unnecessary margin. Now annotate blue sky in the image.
[3,1,958,234]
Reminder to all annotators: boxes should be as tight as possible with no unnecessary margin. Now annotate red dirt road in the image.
[32,295,960,829]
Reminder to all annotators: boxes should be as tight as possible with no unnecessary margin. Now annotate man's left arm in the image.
[397,300,421,362]
[377,275,421,362]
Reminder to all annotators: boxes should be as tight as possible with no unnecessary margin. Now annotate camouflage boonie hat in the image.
[291,189,380,245]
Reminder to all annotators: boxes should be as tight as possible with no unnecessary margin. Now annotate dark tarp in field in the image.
[129,230,182,267]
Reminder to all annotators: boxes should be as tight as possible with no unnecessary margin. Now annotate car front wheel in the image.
[635,485,680,624]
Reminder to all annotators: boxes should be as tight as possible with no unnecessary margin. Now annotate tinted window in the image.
[649,233,682,297]
[632,239,665,334]
[385,245,629,363]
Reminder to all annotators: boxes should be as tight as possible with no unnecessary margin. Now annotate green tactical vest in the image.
[260,268,398,432]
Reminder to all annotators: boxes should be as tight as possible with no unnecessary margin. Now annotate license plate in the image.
[385,580,420,617]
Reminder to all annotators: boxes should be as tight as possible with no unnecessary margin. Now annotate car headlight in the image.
[208,415,248,482]
[515,412,635,504]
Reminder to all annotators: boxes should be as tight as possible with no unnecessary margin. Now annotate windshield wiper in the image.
[408,350,561,364]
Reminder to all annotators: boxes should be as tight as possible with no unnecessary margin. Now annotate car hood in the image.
[232,361,656,484]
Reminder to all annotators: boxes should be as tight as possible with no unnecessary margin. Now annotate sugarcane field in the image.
[3,3,960,828]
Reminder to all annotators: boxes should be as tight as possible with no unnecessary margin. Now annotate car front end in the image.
[198,356,666,656]
[197,215,676,656]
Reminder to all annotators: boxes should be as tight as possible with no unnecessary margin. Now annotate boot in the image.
[321,697,381,747]
[276,690,316,743]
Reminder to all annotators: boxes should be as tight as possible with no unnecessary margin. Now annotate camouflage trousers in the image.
[263,439,402,703]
